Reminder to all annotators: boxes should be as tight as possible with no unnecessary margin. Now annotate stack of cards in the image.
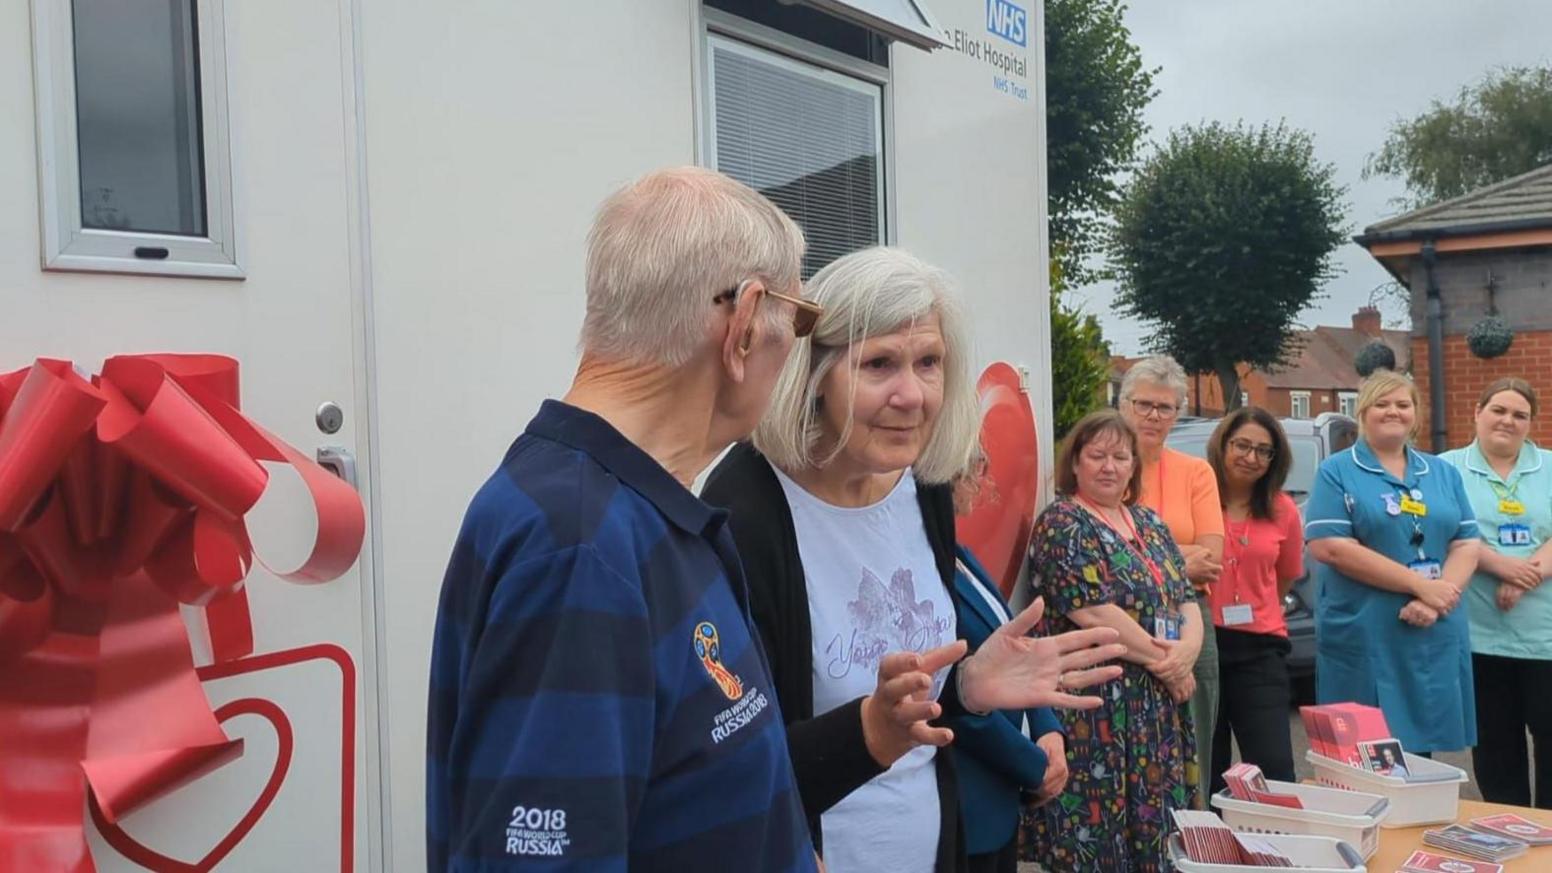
[1421,824,1528,862]
[1399,850,1504,873]
[1223,762,1304,809]
[1170,810,1295,867]
[1299,703,1391,767]
[1470,812,1552,845]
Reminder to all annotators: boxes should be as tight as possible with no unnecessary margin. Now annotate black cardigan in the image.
[702,442,967,872]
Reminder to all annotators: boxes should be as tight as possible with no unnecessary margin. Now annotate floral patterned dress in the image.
[1021,496,1198,872]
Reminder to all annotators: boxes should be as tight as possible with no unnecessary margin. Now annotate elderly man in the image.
[426,167,1122,871]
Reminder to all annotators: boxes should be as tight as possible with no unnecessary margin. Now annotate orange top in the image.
[1137,447,1224,547]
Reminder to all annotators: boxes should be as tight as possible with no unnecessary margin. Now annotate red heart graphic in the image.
[91,698,294,872]
[956,362,1040,598]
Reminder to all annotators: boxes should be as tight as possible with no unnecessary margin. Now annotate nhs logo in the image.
[986,0,1027,47]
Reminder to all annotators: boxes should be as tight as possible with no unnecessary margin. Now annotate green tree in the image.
[1110,122,1347,408]
[1365,65,1552,207]
[1048,262,1111,437]
[1045,0,1157,284]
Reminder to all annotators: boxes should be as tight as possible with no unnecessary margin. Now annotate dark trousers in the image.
[967,840,1016,873]
[1472,652,1552,808]
[1211,627,1296,797]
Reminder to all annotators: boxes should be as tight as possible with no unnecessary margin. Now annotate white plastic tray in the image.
[1211,780,1389,859]
[1306,750,1467,828]
[1167,832,1367,872]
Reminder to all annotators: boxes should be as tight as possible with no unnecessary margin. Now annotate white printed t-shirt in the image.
[774,466,954,873]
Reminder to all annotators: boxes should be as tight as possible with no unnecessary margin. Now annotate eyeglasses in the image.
[712,283,824,338]
[1129,399,1179,420]
[1227,438,1276,462]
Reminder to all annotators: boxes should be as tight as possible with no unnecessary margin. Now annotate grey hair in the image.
[753,247,979,485]
[1120,354,1189,407]
[580,167,805,366]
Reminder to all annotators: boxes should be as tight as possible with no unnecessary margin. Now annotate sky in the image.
[1074,0,1552,355]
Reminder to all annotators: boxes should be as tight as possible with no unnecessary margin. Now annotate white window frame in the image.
[696,6,894,248]
[1290,391,1311,419]
[1338,391,1357,417]
[31,0,242,279]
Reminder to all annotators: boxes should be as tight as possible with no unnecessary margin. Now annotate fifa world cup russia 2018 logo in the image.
[693,621,744,700]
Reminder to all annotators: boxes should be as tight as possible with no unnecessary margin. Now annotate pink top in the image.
[1208,491,1304,637]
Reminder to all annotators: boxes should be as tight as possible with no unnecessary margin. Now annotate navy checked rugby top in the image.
[427,400,816,872]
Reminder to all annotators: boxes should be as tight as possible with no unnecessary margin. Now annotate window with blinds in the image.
[708,35,885,278]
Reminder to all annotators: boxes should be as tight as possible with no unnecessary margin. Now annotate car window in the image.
[1166,430,1321,508]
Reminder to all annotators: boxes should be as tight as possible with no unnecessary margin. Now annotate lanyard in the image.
[1076,496,1166,589]
[1224,516,1251,603]
[1487,478,1521,503]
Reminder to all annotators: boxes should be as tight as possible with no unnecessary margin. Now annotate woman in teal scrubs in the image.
[1304,370,1480,754]
[1441,377,1552,806]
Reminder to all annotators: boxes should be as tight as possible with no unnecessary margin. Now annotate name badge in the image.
[1222,603,1254,626]
[1398,496,1428,516]
[1499,499,1526,516]
[1499,524,1533,547]
[1154,613,1182,641]
[1408,559,1442,580]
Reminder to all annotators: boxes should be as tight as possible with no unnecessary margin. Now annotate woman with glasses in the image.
[1440,378,1552,806]
[1203,408,1302,794]
[1304,370,1479,757]
[1118,355,1221,804]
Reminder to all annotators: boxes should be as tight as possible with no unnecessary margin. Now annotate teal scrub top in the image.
[1304,440,1479,753]
[1440,440,1552,661]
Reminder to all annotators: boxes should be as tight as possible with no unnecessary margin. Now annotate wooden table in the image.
[1370,800,1552,871]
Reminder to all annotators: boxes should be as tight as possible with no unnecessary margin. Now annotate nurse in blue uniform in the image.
[1304,370,1481,754]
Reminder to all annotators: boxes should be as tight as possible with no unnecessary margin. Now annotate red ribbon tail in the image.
[83,738,246,825]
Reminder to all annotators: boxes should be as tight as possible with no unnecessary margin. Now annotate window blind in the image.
[711,38,884,278]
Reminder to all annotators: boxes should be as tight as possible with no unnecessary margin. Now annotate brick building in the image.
[1108,308,1409,420]
[1356,164,1552,450]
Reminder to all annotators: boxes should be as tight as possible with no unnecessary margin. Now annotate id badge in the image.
[1499,524,1532,547]
[1499,498,1526,516]
[1222,603,1254,626]
[1398,496,1427,516]
[1408,559,1442,580]
[1154,613,1181,641]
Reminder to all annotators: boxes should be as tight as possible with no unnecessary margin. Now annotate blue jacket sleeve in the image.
[944,706,1051,789]
[428,544,654,871]
[1028,706,1062,742]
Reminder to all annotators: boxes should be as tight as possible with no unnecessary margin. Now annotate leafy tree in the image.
[1366,65,1552,207]
[1045,0,1157,283]
[1110,122,1347,408]
[1048,260,1111,437]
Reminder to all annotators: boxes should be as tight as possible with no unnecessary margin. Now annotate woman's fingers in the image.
[891,698,941,725]
[1060,665,1122,690]
[875,670,931,704]
[917,639,968,675]
[908,722,954,747]
[1002,597,1046,638]
[1043,692,1105,711]
[1056,641,1128,675]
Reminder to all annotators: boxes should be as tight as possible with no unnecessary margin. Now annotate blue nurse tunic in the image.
[1304,440,1479,752]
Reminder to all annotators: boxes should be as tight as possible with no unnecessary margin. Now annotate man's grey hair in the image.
[754,247,979,485]
[1120,354,1189,407]
[580,167,805,366]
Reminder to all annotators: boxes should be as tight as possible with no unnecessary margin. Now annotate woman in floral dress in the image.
[1022,409,1199,871]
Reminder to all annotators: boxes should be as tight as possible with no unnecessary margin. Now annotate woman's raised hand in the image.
[958,597,1126,713]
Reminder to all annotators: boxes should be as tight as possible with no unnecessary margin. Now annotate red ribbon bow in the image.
[0,355,365,872]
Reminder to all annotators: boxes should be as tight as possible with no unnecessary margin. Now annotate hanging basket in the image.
[1466,316,1514,359]
[1354,341,1396,378]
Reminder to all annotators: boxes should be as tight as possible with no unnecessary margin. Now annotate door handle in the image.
[316,446,358,488]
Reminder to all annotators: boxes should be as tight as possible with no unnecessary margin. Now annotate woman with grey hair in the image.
[1118,354,1221,806]
[703,247,1125,873]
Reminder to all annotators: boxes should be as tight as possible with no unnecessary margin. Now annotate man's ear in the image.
[721,279,764,383]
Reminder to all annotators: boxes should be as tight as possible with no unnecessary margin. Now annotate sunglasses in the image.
[713,283,823,339]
